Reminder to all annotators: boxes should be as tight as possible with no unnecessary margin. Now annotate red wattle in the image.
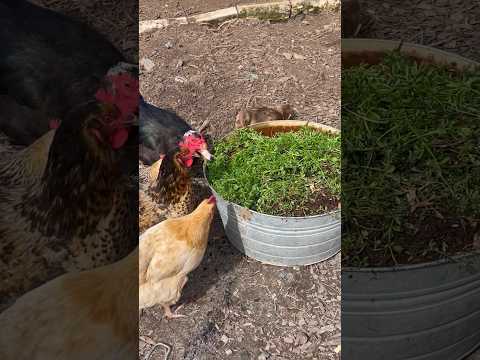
[184,157,193,167]
[110,128,129,149]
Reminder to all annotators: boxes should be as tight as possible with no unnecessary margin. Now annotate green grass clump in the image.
[239,6,288,22]
[342,51,480,267]
[207,127,341,217]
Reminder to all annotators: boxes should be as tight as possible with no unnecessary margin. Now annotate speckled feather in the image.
[0,128,137,308]
[139,149,196,234]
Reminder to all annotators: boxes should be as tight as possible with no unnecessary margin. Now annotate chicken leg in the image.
[163,304,186,319]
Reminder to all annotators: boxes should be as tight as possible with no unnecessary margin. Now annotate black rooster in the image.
[0,0,137,146]
[139,95,211,166]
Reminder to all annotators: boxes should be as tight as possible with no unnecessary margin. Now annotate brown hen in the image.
[139,147,197,233]
[0,101,137,309]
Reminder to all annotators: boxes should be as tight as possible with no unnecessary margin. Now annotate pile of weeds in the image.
[342,52,480,267]
[208,127,340,217]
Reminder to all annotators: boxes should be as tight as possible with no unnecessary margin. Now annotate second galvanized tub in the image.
[342,39,480,360]
[204,120,341,266]
[342,255,480,360]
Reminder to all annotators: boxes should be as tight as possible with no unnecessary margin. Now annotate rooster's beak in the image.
[198,149,212,161]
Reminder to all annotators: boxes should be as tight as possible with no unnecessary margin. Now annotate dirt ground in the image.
[139,4,341,360]
[356,0,480,62]
[30,0,138,62]
[140,15,340,136]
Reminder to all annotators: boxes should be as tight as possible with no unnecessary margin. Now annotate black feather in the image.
[0,0,125,145]
[139,96,193,165]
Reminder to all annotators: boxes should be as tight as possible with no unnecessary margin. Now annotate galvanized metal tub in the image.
[342,38,480,360]
[204,120,341,266]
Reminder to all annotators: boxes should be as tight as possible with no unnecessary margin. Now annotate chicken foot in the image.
[163,304,186,319]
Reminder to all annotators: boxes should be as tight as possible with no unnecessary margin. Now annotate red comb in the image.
[94,72,139,149]
[179,133,206,151]
[95,73,139,125]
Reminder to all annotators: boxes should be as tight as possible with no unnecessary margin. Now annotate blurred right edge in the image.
[340,38,480,360]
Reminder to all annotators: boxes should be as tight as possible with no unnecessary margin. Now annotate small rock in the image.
[176,59,184,68]
[294,331,308,346]
[174,76,187,83]
[165,41,173,48]
[282,52,293,60]
[298,317,306,326]
[258,353,267,360]
[221,334,229,344]
[225,349,233,356]
[140,57,155,72]
[293,53,306,60]
[284,336,294,344]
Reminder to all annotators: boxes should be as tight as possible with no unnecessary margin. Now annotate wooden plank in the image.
[139,0,340,34]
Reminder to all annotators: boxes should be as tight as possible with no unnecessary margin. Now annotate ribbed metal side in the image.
[210,187,341,266]
[342,254,480,360]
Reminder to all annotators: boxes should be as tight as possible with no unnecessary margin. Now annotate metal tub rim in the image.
[343,251,480,273]
[342,38,480,70]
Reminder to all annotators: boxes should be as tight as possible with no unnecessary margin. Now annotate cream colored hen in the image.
[139,196,216,318]
[0,248,138,360]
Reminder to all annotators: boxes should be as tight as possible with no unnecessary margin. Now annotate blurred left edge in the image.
[0,0,139,359]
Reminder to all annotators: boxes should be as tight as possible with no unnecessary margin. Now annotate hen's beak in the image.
[198,149,212,161]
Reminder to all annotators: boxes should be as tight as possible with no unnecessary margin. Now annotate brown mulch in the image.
[354,0,480,63]
[139,9,341,360]
[30,0,138,62]
[140,14,341,139]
